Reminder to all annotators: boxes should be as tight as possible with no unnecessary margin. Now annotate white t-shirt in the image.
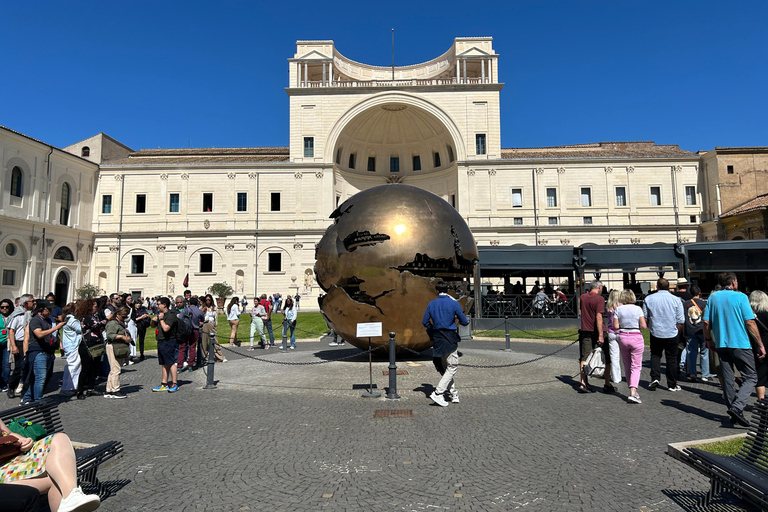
[8,314,28,342]
[615,304,644,331]
[226,304,240,321]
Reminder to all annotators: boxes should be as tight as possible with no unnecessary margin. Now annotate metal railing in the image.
[480,294,579,318]
[298,77,493,88]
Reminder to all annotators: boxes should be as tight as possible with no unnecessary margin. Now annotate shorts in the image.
[157,340,179,366]
[756,353,768,388]
[579,330,610,364]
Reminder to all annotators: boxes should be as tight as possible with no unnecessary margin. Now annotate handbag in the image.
[584,347,606,378]
[7,417,47,441]
[0,434,22,463]
[111,341,131,359]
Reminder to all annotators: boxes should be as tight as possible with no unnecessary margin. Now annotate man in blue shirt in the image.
[703,272,766,426]
[422,281,469,407]
[643,278,685,391]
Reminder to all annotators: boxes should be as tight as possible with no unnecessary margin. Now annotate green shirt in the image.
[156,311,178,342]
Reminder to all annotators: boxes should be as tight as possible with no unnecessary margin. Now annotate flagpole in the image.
[391,28,395,80]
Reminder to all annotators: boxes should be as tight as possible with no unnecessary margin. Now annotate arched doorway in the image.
[54,271,69,307]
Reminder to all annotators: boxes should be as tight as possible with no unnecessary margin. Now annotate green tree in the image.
[75,283,101,299]
[208,282,234,298]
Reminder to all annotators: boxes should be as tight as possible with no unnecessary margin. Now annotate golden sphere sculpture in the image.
[315,184,478,352]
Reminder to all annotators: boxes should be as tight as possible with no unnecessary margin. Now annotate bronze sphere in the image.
[315,184,478,352]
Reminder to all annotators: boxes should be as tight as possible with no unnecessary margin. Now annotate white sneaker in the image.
[290,346,295,350]
[451,394,460,403]
[627,395,642,404]
[182,362,189,369]
[649,379,660,390]
[429,391,449,407]
[329,342,339,346]
[58,486,100,512]
[668,385,682,392]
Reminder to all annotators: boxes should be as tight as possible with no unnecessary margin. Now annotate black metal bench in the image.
[0,398,124,499]
[674,398,768,510]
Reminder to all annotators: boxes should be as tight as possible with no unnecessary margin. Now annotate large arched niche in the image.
[326,93,465,175]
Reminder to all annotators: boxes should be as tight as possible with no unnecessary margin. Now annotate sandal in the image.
[578,384,593,394]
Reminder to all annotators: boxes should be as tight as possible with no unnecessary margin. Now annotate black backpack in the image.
[175,309,193,342]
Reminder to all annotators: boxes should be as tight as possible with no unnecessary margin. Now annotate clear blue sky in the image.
[2,1,766,153]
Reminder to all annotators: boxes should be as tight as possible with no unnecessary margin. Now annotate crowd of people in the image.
[578,273,767,426]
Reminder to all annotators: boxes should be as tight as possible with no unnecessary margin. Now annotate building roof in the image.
[0,124,96,165]
[106,147,291,165]
[500,141,696,160]
[720,193,768,218]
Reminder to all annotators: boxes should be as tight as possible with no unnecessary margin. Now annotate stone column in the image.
[322,62,326,86]
[304,62,308,87]
[481,58,485,82]
[462,59,467,83]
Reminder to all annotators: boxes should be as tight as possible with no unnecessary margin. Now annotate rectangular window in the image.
[685,186,696,205]
[546,188,557,207]
[169,193,179,213]
[237,192,247,212]
[2,269,15,286]
[434,152,441,168]
[367,156,376,172]
[101,195,112,214]
[335,148,342,165]
[514,217,523,226]
[650,186,661,206]
[268,253,282,272]
[615,186,626,207]
[203,193,213,212]
[412,155,421,171]
[511,188,523,207]
[690,215,697,223]
[348,153,356,169]
[580,188,591,207]
[136,194,146,213]
[303,137,314,158]
[131,255,144,274]
[390,157,399,172]
[727,165,734,174]
[548,217,558,225]
[270,192,281,212]
[447,146,455,162]
[475,134,486,155]
[450,194,456,208]
[583,216,593,225]
[199,253,213,273]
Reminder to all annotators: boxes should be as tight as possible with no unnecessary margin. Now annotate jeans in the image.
[0,347,9,389]
[686,334,713,377]
[718,348,757,414]
[264,319,275,345]
[618,332,645,389]
[649,334,679,387]
[282,320,296,348]
[22,351,49,403]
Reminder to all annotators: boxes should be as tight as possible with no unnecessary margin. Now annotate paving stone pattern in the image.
[19,337,761,511]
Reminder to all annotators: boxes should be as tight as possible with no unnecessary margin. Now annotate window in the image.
[475,134,486,155]
[199,253,213,273]
[546,188,557,207]
[615,187,626,207]
[450,194,456,208]
[237,192,247,212]
[136,194,146,213]
[169,193,180,213]
[10,167,23,198]
[580,188,591,207]
[54,246,74,261]
[727,165,734,174]
[5,243,18,257]
[335,148,342,165]
[270,192,281,211]
[583,216,593,225]
[685,186,696,206]
[367,156,376,172]
[514,217,523,226]
[511,188,523,207]
[59,183,71,225]
[2,269,15,286]
[303,137,314,158]
[690,215,697,223]
[81,146,90,157]
[102,195,112,214]
[131,255,145,274]
[447,146,455,163]
[548,217,558,225]
[434,152,441,168]
[412,155,421,171]
[203,193,213,212]
[268,253,282,272]
[348,153,356,169]
[650,186,661,206]
[390,156,399,172]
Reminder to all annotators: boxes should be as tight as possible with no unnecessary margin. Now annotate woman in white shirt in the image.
[226,297,240,346]
[249,301,268,350]
[613,289,648,404]
[281,296,298,350]
[201,294,226,362]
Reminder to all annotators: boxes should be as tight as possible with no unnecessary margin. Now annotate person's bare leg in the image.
[170,364,178,385]
[8,434,78,510]
[579,361,587,386]
[161,365,169,384]
[757,386,765,400]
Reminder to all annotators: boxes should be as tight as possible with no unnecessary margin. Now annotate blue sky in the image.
[2,1,766,153]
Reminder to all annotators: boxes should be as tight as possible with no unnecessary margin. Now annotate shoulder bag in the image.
[7,417,47,441]
[0,435,22,464]
[583,347,606,379]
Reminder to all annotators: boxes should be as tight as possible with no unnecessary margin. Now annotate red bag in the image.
[0,434,22,463]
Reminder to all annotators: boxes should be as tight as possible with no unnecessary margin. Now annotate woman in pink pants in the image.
[613,289,647,404]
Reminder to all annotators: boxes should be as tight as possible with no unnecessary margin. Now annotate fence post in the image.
[203,333,217,389]
[386,332,400,399]
[280,321,288,351]
[504,315,511,352]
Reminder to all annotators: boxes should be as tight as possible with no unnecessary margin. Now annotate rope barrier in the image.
[217,342,378,365]
[459,339,579,368]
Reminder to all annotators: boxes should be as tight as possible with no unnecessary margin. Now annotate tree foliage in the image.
[208,282,234,298]
[75,283,101,299]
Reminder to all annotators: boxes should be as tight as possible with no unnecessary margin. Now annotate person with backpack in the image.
[174,296,195,372]
[152,297,180,393]
[684,286,715,382]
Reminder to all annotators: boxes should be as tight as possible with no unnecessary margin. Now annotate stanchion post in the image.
[281,321,288,351]
[504,315,511,352]
[203,332,217,389]
[386,332,399,399]
[361,336,381,398]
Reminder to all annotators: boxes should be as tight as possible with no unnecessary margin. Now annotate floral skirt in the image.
[0,434,54,482]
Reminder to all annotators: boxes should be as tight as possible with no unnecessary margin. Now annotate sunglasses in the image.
[0,305,11,309]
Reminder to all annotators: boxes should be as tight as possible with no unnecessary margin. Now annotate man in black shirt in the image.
[151,297,180,393]
[673,278,693,302]
[21,301,65,404]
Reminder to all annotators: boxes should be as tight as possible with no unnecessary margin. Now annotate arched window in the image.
[60,183,71,225]
[11,167,23,198]
[53,246,75,261]
[81,146,90,157]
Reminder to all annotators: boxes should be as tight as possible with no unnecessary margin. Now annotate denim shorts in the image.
[157,340,178,366]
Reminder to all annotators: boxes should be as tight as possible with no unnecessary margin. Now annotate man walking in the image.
[422,281,468,407]
[703,273,766,426]
[152,297,180,393]
[578,280,612,393]
[643,278,685,391]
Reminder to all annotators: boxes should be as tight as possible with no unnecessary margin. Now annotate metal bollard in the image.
[504,315,512,352]
[281,321,288,351]
[386,332,400,399]
[203,333,217,389]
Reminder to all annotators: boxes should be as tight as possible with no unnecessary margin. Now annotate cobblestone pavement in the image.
[14,337,761,511]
